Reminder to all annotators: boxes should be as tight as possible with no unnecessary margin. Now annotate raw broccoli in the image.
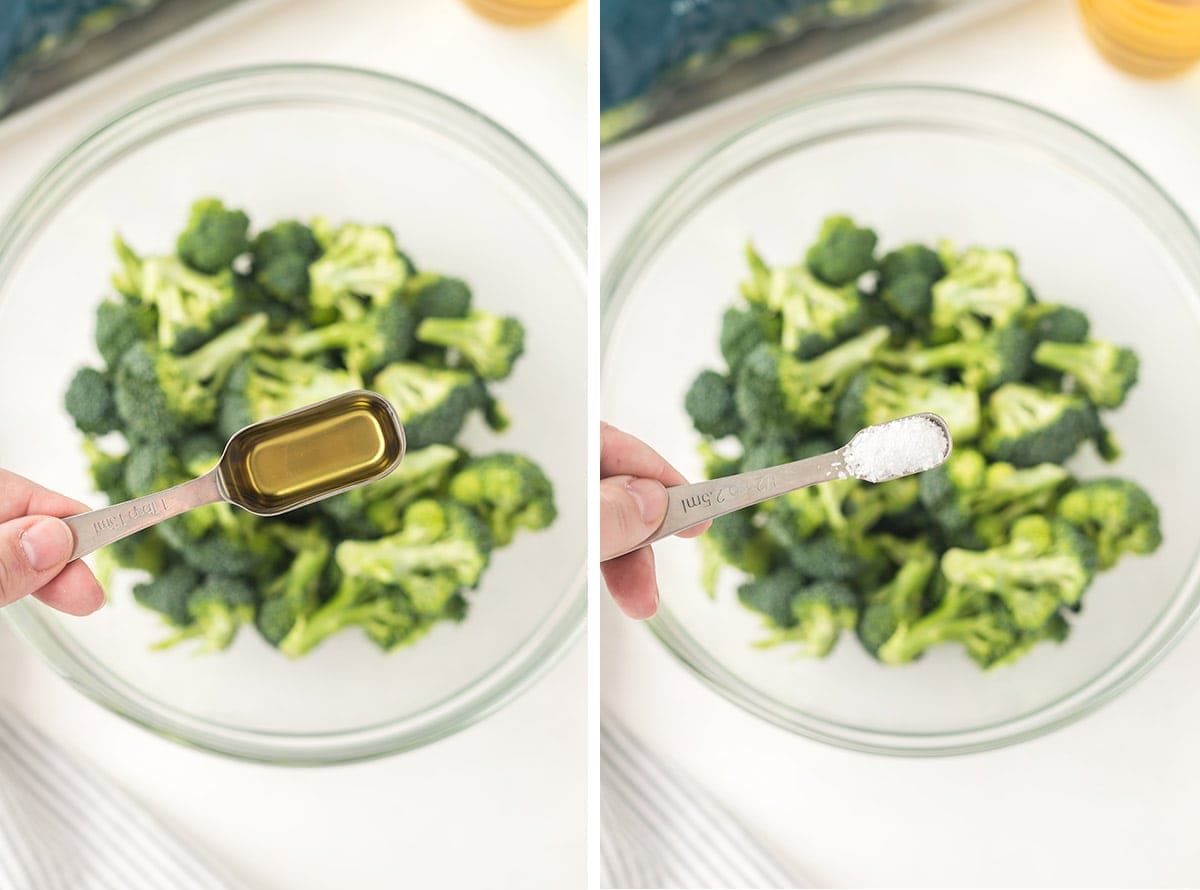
[697,440,740,479]
[883,324,1033,391]
[64,367,118,435]
[931,245,1030,332]
[285,296,416,376]
[1018,302,1090,345]
[1032,339,1139,409]
[408,273,472,319]
[734,326,889,435]
[877,244,944,323]
[278,500,491,656]
[95,297,156,366]
[255,526,332,647]
[981,383,1099,467]
[835,365,981,443]
[448,453,556,546]
[857,544,937,659]
[785,533,879,585]
[251,220,322,306]
[133,565,201,627]
[218,351,360,437]
[372,362,486,450]
[719,305,781,374]
[113,236,245,353]
[308,219,410,322]
[114,313,267,440]
[805,215,878,286]
[81,439,129,503]
[750,576,859,657]
[153,574,257,653]
[684,370,740,438]
[699,510,775,596]
[1056,478,1162,569]
[175,198,250,274]
[415,311,525,381]
[96,528,170,590]
[941,515,1097,628]
[736,567,800,627]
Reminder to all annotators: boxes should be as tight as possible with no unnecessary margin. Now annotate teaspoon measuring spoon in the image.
[64,390,405,562]
[608,413,952,561]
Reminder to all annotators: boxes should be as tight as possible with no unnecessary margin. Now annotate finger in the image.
[600,475,668,560]
[0,516,77,608]
[600,423,688,487]
[32,561,105,616]
[0,469,89,525]
[601,547,658,619]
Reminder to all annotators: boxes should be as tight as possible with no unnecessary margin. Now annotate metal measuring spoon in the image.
[64,390,405,562]
[607,413,952,561]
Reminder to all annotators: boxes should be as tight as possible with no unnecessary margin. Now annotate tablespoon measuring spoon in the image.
[64,390,405,562]
[608,413,951,561]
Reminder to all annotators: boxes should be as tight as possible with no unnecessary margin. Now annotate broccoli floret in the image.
[98,527,170,589]
[857,544,937,658]
[286,297,416,376]
[735,326,889,435]
[931,245,1030,332]
[175,198,250,274]
[251,220,322,307]
[1056,478,1163,569]
[981,383,1099,467]
[941,515,1097,629]
[684,370,740,438]
[835,365,981,443]
[879,243,944,284]
[114,236,245,353]
[133,565,201,627]
[736,566,799,627]
[160,507,285,578]
[372,362,486,450]
[719,305,781,374]
[308,220,410,322]
[407,273,472,319]
[697,440,741,479]
[64,367,118,435]
[415,311,525,380]
[81,439,129,503]
[256,526,332,647]
[805,215,878,286]
[699,510,775,596]
[447,453,556,546]
[1032,339,1139,409]
[883,324,1033,391]
[279,500,491,656]
[114,313,267,440]
[785,533,878,584]
[877,244,944,323]
[218,351,360,437]
[1018,302,1090,345]
[152,574,257,653]
[749,576,859,657]
[874,577,1017,666]
[95,298,156,366]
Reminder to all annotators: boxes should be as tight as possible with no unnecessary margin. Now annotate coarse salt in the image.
[843,415,950,483]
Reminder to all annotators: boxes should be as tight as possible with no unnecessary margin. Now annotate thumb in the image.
[0,516,75,608]
[600,476,668,561]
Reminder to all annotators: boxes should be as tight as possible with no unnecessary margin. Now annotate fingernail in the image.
[626,478,668,525]
[20,519,72,571]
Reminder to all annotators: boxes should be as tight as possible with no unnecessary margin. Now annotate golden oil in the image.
[1079,0,1200,78]
[461,0,578,26]
[220,391,405,515]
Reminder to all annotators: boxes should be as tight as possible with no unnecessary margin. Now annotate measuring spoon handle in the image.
[63,470,225,562]
[607,451,847,561]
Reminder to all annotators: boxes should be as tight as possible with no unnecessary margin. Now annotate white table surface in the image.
[0,2,586,889]
[601,2,1200,888]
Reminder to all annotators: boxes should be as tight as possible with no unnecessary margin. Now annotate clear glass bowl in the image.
[602,85,1200,756]
[0,64,586,764]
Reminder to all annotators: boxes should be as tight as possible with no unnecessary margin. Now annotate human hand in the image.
[600,423,710,619]
[0,470,104,615]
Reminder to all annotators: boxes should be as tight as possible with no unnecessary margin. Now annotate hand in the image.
[0,470,104,615]
[600,423,709,619]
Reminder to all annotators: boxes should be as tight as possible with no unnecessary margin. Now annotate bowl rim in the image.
[0,62,586,765]
[601,82,1200,757]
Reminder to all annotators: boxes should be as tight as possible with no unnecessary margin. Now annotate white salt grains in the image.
[843,414,950,483]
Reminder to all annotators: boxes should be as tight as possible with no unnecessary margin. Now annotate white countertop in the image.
[0,2,586,889]
[601,2,1200,888]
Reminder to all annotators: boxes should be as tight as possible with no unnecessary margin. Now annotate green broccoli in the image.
[81,439,129,503]
[372,362,486,450]
[218,351,360,438]
[114,313,267,440]
[805,215,878,286]
[64,367,118,435]
[152,574,258,653]
[320,444,461,538]
[255,526,332,647]
[175,198,250,274]
[284,296,416,376]
[448,453,556,546]
[1056,478,1162,569]
[877,244,944,323]
[719,305,781,374]
[415,311,525,381]
[1018,302,1090,345]
[408,273,472,319]
[684,370,740,438]
[251,220,322,307]
[857,544,937,659]
[700,510,775,596]
[981,383,1099,467]
[308,220,410,322]
[835,365,981,443]
[745,255,868,356]
[133,564,201,627]
[1032,339,1139,409]
[931,245,1030,332]
[749,575,859,657]
[882,324,1033,391]
[95,297,156,366]
[785,533,879,585]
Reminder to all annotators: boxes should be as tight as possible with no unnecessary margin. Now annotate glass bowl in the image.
[0,64,586,764]
[602,85,1200,756]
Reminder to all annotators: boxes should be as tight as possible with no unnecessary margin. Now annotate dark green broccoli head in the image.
[123,441,187,497]
[175,198,250,274]
[931,245,1030,332]
[1032,339,1139,409]
[757,579,859,657]
[65,367,118,435]
[152,574,258,653]
[133,564,201,627]
[857,545,937,658]
[288,296,416,376]
[448,453,556,546]
[699,510,776,596]
[805,215,878,286]
[684,370,740,439]
[879,243,944,284]
[95,298,156,366]
[835,365,981,444]
[786,533,878,584]
[1018,302,1090,345]
[981,383,1099,467]
[737,567,802,628]
[415,311,525,381]
[880,273,935,323]
[252,220,322,306]
[1056,478,1162,569]
[408,274,472,319]
[372,361,486,450]
[81,439,130,504]
[719,305,781,374]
